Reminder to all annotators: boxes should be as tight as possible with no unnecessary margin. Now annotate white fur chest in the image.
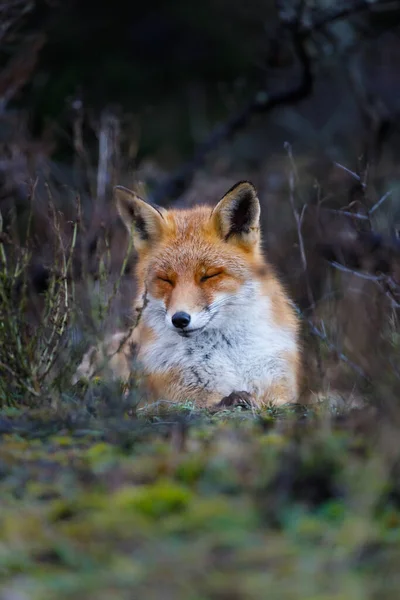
[137,288,297,398]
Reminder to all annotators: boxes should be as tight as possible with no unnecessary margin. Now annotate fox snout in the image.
[171,311,191,330]
[164,282,210,334]
[166,307,209,334]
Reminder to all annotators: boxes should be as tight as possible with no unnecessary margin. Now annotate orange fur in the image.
[75,181,301,408]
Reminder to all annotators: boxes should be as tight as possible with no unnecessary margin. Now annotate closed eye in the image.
[201,271,223,282]
[157,276,173,285]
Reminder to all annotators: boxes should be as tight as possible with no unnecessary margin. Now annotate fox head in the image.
[115,181,267,336]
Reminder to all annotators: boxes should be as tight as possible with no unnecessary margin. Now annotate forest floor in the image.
[1,391,399,600]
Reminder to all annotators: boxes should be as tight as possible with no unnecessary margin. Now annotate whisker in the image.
[208,292,254,313]
[208,295,237,311]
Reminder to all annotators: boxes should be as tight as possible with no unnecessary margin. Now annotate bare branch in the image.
[369,190,392,215]
[329,260,400,309]
[150,0,396,204]
[324,208,370,221]
[285,141,315,309]
[96,108,121,206]
[0,0,34,47]
[304,0,399,34]
[151,12,312,204]
[329,261,387,282]
[334,162,365,187]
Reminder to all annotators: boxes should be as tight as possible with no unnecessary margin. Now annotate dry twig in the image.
[150,0,396,204]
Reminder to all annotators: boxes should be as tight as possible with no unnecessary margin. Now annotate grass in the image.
[1,392,400,599]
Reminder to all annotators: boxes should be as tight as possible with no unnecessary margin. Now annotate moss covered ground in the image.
[1,390,400,600]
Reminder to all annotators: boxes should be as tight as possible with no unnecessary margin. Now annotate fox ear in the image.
[212,181,261,248]
[115,186,165,251]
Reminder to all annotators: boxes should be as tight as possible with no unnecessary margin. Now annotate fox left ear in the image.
[212,181,261,248]
[115,185,165,252]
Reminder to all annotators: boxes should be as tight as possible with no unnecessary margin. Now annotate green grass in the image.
[1,395,400,600]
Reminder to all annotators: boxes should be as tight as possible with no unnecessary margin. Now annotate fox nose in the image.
[172,311,191,329]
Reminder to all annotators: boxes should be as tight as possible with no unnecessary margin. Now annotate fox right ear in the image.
[115,186,165,252]
[212,181,261,249]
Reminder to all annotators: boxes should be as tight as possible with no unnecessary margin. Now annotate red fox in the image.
[73,181,301,408]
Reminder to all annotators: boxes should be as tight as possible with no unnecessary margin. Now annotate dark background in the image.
[4,0,400,185]
[2,0,400,400]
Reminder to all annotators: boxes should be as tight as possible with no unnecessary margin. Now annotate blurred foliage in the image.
[11,0,278,161]
[5,0,398,164]
[1,399,400,599]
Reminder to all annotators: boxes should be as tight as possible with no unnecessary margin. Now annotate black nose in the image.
[172,311,191,329]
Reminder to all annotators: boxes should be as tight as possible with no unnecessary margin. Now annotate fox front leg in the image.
[213,391,254,410]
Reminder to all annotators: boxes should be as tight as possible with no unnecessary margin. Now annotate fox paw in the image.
[216,391,253,409]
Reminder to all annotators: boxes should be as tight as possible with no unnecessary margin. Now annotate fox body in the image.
[75,181,300,408]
